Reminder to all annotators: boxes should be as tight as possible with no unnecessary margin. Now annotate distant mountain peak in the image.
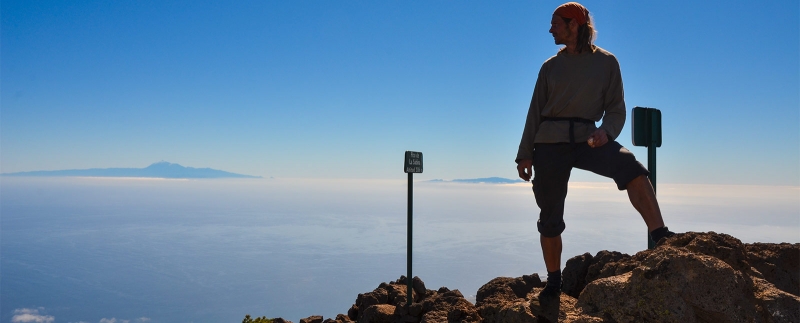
[145,161,183,169]
[1,162,261,179]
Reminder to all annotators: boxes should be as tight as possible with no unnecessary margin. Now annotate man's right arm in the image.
[516,64,549,180]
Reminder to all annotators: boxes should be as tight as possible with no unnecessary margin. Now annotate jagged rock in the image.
[529,291,593,323]
[660,231,753,273]
[584,250,636,284]
[561,250,637,298]
[413,276,427,302]
[480,298,535,323]
[475,274,543,323]
[273,319,292,323]
[574,232,800,322]
[578,249,757,322]
[300,316,323,323]
[408,302,423,317]
[476,274,543,305]
[751,276,800,322]
[306,232,798,323]
[746,242,800,296]
[359,304,398,323]
[386,282,414,306]
[347,305,359,321]
[348,276,480,323]
[475,232,799,323]
[330,314,354,323]
[562,253,592,298]
[420,288,481,323]
[351,282,407,322]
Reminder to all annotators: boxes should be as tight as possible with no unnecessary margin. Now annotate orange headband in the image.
[554,2,589,26]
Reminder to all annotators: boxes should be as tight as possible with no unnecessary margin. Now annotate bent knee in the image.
[537,219,565,237]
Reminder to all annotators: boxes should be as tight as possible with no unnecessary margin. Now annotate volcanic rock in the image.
[279,231,798,323]
[475,232,798,322]
[300,316,323,323]
[474,274,543,322]
[746,242,800,296]
[322,314,354,323]
[346,276,480,323]
[561,252,592,298]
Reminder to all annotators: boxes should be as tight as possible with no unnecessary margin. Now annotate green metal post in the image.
[648,146,656,194]
[407,172,413,306]
[647,111,657,249]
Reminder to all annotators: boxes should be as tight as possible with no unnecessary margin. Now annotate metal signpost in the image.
[403,151,422,306]
[632,107,662,249]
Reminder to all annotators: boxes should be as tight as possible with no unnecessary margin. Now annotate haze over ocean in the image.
[2,177,797,323]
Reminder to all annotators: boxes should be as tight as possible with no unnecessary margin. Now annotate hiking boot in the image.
[537,284,561,300]
[649,226,676,245]
[650,227,675,249]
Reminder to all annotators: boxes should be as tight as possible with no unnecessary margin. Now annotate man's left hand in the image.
[588,129,608,148]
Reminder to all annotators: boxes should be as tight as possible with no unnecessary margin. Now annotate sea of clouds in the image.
[2,177,797,322]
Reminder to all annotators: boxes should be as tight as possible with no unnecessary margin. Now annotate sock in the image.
[546,269,561,289]
[650,226,674,243]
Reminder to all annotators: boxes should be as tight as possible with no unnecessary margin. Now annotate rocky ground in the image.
[255,232,799,323]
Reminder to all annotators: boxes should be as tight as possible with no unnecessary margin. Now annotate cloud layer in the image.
[11,309,54,323]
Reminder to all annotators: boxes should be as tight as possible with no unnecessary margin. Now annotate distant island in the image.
[429,177,523,184]
[1,161,262,179]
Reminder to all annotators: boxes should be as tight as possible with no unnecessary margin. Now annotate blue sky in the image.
[2,0,798,185]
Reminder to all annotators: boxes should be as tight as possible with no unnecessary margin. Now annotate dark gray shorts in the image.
[532,141,648,237]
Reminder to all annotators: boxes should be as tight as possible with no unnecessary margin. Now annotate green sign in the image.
[632,107,662,147]
[404,151,423,173]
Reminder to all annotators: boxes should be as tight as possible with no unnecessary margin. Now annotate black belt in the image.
[541,117,594,144]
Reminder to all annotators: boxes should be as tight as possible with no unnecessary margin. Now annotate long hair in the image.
[562,15,596,53]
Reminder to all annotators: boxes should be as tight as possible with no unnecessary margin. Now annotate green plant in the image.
[242,314,273,323]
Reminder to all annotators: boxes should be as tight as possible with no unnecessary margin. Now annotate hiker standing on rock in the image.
[515,2,674,300]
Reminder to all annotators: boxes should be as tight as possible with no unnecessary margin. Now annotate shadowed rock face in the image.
[746,242,800,297]
[342,276,481,323]
[299,316,323,323]
[279,232,799,323]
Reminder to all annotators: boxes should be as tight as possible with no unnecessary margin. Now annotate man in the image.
[515,2,674,299]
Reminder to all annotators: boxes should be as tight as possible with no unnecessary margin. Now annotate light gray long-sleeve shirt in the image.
[516,46,626,163]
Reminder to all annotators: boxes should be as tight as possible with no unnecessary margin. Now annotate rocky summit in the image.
[259,232,799,323]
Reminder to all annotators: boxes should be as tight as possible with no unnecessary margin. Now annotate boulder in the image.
[574,232,800,322]
[584,250,636,284]
[420,288,481,323]
[300,316,323,323]
[746,242,800,296]
[358,304,397,323]
[475,274,543,323]
[562,253,592,298]
[477,232,799,323]
[347,276,480,323]
[561,250,638,299]
[577,247,759,322]
[750,276,800,322]
[323,314,355,323]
